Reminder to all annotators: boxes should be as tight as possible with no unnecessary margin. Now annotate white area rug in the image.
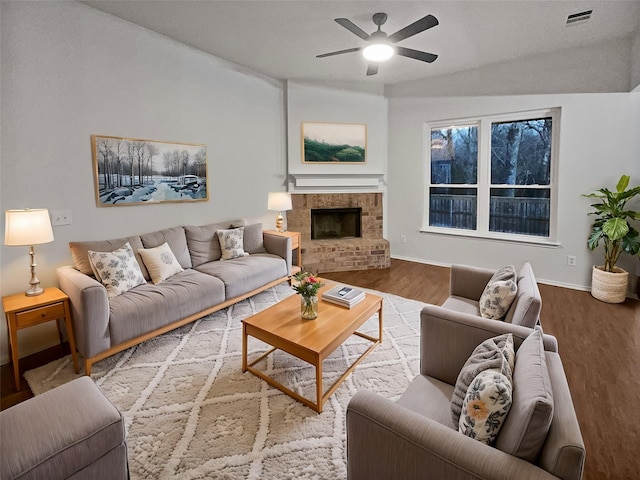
[24,283,425,479]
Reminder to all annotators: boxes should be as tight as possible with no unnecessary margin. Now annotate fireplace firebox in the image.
[311,208,362,240]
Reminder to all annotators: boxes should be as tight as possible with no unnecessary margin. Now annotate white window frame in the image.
[422,108,560,245]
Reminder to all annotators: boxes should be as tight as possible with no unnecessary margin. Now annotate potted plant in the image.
[583,174,640,303]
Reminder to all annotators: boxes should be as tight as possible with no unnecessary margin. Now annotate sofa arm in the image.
[420,305,558,385]
[449,264,495,301]
[263,232,292,274]
[56,265,111,359]
[347,390,558,480]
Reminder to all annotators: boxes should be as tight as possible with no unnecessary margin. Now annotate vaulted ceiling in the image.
[82,1,640,88]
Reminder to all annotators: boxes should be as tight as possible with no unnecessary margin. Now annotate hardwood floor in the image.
[2,259,638,479]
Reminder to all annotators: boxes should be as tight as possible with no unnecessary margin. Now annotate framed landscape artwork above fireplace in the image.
[301,122,367,164]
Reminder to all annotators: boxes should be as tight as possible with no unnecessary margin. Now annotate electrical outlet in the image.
[400,235,407,244]
[567,255,577,267]
[51,210,72,226]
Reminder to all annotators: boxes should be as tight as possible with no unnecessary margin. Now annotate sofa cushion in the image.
[217,227,249,260]
[441,296,481,316]
[140,227,192,269]
[138,242,184,284]
[459,368,512,444]
[398,374,456,429]
[243,223,267,254]
[69,235,149,280]
[504,262,542,328]
[451,334,514,426]
[196,254,287,299]
[479,265,517,319]
[88,242,147,298]
[495,327,553,462]
[184,221,240,267]
[108,269,225,346]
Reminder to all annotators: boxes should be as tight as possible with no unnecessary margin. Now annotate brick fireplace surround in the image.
[286,193,391,273]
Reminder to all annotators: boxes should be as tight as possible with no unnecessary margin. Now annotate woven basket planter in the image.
[591,266,629,303]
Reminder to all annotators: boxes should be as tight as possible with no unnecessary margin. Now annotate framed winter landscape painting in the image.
[301,122,367,163]
[91,135,208,207]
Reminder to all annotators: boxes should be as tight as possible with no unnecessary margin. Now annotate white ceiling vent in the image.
[566,10,593,26]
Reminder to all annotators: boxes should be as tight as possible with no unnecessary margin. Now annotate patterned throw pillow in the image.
[459,368,513,444]
[479,265,518,319]
[138,242,184,284]
[88,242,146,298]
[451,333,514,426]
[217,227,249,260]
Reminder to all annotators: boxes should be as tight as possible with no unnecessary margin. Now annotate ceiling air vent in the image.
[566,10,593,26]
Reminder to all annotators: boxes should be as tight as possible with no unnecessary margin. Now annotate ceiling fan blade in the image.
[335,18,370,40]
[396,46,438,63]
[388,14,438,43]
[366,64,379,76]
[316,47,362,58]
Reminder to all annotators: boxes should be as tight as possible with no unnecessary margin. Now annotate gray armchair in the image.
[0,377,128,480]
[436,262,542,328]
[346,310,585,480]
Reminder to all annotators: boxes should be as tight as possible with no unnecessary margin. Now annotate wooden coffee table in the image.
[242,283,383,413]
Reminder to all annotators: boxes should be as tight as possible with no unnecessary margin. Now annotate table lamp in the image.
[267,192,292,233]
[4,208,54,296]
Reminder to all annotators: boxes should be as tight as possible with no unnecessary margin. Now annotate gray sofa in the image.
[434,262,543,328]
[57,220,291,374]
[346,312,585,480]
[0,377,128,480]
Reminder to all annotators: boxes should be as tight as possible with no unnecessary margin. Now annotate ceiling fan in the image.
[316,12,439,76]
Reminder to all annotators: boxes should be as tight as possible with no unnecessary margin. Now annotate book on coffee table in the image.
[322,285,366,308]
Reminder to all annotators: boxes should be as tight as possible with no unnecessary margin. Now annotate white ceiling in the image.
[82,0,640,87]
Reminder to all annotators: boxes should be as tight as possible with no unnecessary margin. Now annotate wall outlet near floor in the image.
[51,209,72,226]
[567,255,577,267]
[400,235,407,244]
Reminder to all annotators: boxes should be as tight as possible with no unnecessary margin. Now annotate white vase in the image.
[591,266,629,304]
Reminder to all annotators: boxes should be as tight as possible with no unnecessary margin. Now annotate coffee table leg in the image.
[316,359,323,413]
[242,323,247,372]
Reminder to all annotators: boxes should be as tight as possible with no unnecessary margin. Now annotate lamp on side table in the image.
[4,208,54,296]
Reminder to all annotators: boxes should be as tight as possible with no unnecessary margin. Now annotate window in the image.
[425,109,558,242]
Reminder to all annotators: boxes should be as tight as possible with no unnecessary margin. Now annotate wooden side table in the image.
[264,230,302,274]
[2,287,79,390]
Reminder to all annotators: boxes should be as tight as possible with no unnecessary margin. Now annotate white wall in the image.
[0,1,286,363]
[388,93,640,291]
[388,37,633,97]
[286,81,388,193]
[632,30,640,92]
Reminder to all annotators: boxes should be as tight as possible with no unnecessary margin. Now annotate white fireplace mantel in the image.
[288,173,386,192]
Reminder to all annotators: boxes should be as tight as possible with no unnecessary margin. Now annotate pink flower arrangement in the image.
[292,271,324,298]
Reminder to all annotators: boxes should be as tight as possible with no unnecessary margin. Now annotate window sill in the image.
[420,227,562,248]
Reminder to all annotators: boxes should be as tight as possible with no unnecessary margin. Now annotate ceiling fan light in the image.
[362,43,394,62]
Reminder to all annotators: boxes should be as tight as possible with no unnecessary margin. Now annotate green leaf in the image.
[616,175,630,193]
[587,230,603,250]
[602,217,629,242]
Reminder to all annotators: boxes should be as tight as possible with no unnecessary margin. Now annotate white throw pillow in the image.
[479,266,518,319]
[217,227,249,260]
[88,242,146,298]
[459,368,513,444]
[138,242,184,284]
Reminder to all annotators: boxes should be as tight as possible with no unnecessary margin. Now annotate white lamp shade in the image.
[4,209,54,246]
[267,192,292,212]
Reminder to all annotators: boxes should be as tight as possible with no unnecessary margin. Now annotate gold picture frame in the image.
[91,134,208,207]
[301,122,367,164]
